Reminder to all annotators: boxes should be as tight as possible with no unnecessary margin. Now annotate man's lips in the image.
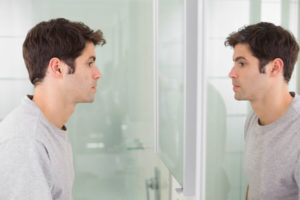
[232,85,240,91]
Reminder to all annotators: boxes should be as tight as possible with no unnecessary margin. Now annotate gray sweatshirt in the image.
[245,92,300,200]
[0,96,74,200]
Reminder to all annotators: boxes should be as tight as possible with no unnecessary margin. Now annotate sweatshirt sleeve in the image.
[0,137,52,200]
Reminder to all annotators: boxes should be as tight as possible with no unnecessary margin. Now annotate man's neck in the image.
[32,86,75,130]
[250,89,293,126]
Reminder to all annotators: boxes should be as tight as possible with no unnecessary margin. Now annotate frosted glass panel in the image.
[158,0,184,185]
[0,0,170,200]
[205,83,229,200]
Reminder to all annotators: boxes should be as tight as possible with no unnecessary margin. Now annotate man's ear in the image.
[48,58,68,78]
[269,58,284,78]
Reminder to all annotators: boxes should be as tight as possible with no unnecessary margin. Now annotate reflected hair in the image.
[225,22,299,83]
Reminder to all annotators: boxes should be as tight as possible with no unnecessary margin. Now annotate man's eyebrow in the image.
[233,56,247,62]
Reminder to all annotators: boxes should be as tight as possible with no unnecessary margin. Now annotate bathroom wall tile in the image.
[261,0,281,25]
[207,0,250,38]
[0,38,27,78]
[0,0,33,36]
[0,80,33,120]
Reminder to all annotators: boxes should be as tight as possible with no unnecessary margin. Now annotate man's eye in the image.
[239,62,245,67]
[88,62,93,66]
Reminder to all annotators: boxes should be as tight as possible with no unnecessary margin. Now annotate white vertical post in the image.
[153,0,159,153]
[196,0,207,199]
[183,0,198,196]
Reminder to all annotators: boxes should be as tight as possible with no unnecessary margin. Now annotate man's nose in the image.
[93,67,102,80]
[228,66,237,79]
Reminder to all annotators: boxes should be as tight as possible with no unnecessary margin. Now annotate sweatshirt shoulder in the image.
[0,105,46,142]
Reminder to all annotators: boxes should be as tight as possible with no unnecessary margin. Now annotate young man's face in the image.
[64,42,102,103]
[228,43,269,101]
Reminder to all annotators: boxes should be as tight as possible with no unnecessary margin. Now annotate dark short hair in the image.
[225,22,299,82]
[23,18,106,85]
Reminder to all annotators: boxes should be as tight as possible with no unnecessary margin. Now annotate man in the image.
[0,18,105,200]
[226,22,300,200]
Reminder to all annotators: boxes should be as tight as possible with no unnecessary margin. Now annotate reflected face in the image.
[64,42,102,103]
[228,44,268,101]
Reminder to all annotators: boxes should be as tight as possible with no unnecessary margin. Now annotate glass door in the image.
[0,0,171,199]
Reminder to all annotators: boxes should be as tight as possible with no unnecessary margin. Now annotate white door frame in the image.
[153,0,206,198]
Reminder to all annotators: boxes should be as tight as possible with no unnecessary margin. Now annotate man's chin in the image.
[85,98,95,103]
[234,95,247,101]
[77,97,95,103]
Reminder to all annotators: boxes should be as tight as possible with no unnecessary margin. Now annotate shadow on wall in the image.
[206,82,230,200]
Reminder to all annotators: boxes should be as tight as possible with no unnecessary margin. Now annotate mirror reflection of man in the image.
[0,18,105,200]
[226,22,300,200]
